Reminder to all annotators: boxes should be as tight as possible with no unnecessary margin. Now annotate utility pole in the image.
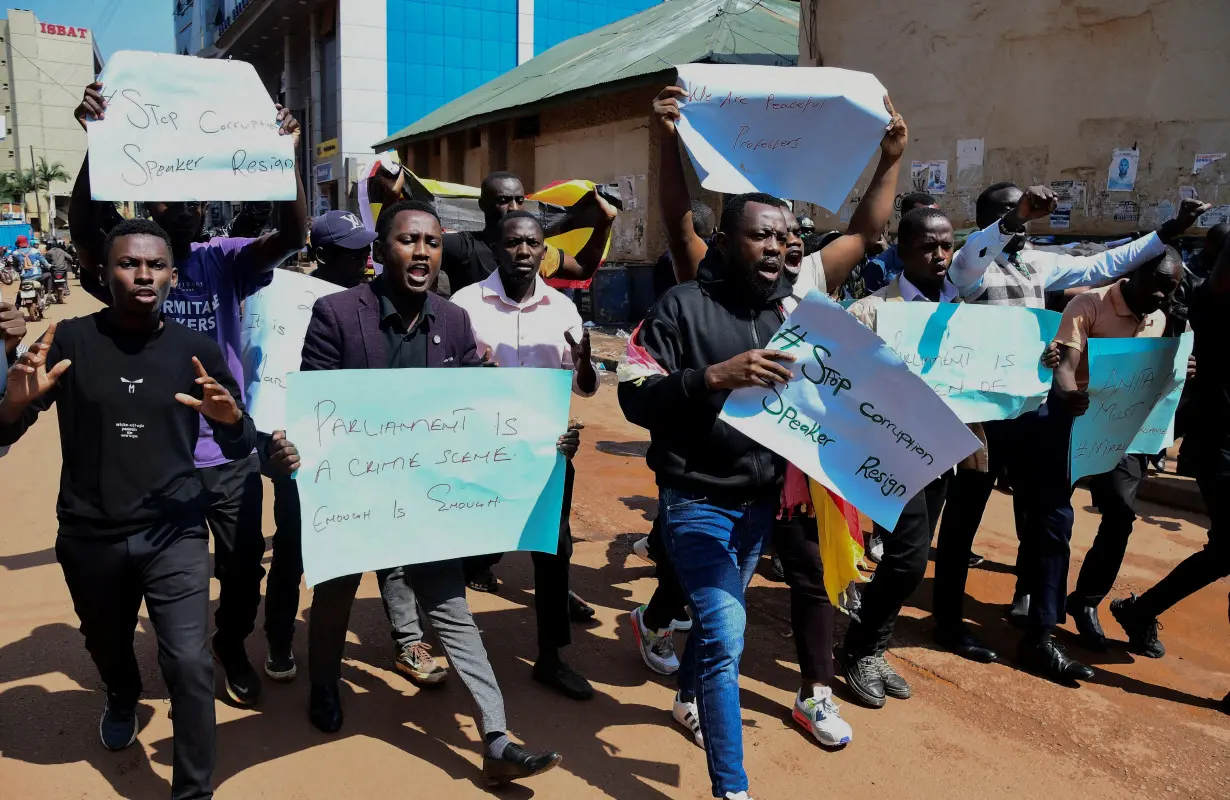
[28,145,41,236]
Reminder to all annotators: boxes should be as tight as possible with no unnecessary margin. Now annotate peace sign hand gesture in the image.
[1,323,71,416]
[174,357,242,426]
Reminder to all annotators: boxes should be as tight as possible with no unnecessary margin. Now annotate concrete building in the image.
[177,0,665,217]
[0,9,103,235]
[376,0,798,316]
[800,0,1230,235]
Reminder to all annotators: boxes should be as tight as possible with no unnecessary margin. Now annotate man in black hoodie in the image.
[618,193,795,800]
[0,219,257,800]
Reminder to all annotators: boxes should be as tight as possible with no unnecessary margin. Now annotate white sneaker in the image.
[631,605,679,675]
[632,536,655,565]
[672,692,704,747]
[724,792,754,800]
[670,609,692,633]
[792,686,852,747]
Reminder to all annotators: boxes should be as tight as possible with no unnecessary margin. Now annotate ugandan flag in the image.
[810,482,867,613]
[529,179,621,290]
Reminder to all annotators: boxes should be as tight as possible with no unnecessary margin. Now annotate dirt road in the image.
[1,289,1227,798]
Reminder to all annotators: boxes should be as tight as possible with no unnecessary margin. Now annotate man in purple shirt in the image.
[69,80,308,709]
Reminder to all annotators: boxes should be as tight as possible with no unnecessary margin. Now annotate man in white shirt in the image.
[934,184,1208,669]
[451,210,598,701]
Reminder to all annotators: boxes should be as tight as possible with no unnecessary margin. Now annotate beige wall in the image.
[801,0,1230,235]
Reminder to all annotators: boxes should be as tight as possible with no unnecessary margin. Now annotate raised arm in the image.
[241,105,309,273]
[550,188,618,281]
[70,82,109,298]
[819,96,908,288]
[652,85,708,283]
[948,185,1056,294]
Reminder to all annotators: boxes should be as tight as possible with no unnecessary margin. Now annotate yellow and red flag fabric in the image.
[810,481,867,612]
[529,179,614,290]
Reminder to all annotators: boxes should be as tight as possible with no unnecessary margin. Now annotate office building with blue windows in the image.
[180,0,661,211]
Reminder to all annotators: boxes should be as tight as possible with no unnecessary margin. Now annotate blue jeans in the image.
[660,488,774,798]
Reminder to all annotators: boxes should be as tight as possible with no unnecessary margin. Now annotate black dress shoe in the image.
[1068,602,1108,652]
[533,660,594,700]
[1017,636,1095,684]
[1007,594,1031,629]
[309,681,344,733]
[932,624,998,663]
[568,591,596,623]
[483,742,563,786]
[1109,594,1166,658]
[835,647,885,708]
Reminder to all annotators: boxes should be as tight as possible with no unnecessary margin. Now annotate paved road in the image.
[1,287,1227,798]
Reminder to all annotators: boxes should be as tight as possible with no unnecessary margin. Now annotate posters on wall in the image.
[1050,202,1073,229]
[1193,153,1226,174]
[1106,148,1140,192]
[910,160,948,194]
[1112,200,1140,223]
[1198,205,1230,228]
[1179,186,1199,202]
[956,138,984,190]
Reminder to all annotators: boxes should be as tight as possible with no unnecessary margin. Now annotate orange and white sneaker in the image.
[792,686,852,747]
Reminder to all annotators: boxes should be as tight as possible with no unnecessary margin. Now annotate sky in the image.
[16,0,174,61]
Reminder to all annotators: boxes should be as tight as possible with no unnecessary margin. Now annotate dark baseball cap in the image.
[311,210,378,249]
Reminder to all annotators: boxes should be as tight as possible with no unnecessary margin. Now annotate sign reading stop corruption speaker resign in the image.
[87,51,297,202]
[720,291,981,530]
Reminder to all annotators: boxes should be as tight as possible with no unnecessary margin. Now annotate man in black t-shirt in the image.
[0,219,257,800]
[440,171,616,297]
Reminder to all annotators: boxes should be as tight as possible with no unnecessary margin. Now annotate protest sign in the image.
[720,291,981,530]
[875,303,1062,423]
[285,368,572,586]
[240,269,344,432]
[88,51,296,201]
[673,64,890,212]
[1069,333,1192,482]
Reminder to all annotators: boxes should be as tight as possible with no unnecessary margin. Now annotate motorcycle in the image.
[19,279,42,321]
[0,264,12,285]
[51,265,70,304]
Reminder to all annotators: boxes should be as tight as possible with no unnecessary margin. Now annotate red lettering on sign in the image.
[56,25,66,34]
[39,22,88,38]
[39,23,46,32]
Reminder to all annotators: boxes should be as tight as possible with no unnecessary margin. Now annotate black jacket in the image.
[618,250,790,500]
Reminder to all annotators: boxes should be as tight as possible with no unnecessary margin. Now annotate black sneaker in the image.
[99,695,139,751]
[835,647,885,708]
[211,633,262,706]
[264,643,298,682]
[872,654,911,699]
[532,659,594,701]
[1109,594,1165,658]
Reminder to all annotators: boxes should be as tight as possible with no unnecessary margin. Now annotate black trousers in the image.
[57,524,215,800]
[643,514,689,632]
[462,462,576,652]
[844,473,949,659]
[199,453,265,647]
[1069,454,1147,609]
[1013,400,1076,633]
[932,417,1031,626]
[773,514,836,684]
[1137,450,1230,618]
[264,470,302,649]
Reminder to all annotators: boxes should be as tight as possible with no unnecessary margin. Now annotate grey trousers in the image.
[308,559,507,735]
[378,566,424,649]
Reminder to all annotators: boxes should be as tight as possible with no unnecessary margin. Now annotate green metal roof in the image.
[374,0,800,149]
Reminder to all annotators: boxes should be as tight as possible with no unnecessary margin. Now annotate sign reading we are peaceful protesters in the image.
[1070,333,1193,482]
[285,368,572,586]
[875,303,1063,423]
[240,270,343,432]
[674,63,891,211]
[720,291,981,530]
[87,50,297,201]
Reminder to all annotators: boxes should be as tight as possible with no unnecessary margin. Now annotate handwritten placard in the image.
[875,303,1062,423]
[285,368,571,586]
[240,269,344,432]
[1069,333,1192,482]
[88,51,296,201]
[720,291,981,530]
[674,64,890,212]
